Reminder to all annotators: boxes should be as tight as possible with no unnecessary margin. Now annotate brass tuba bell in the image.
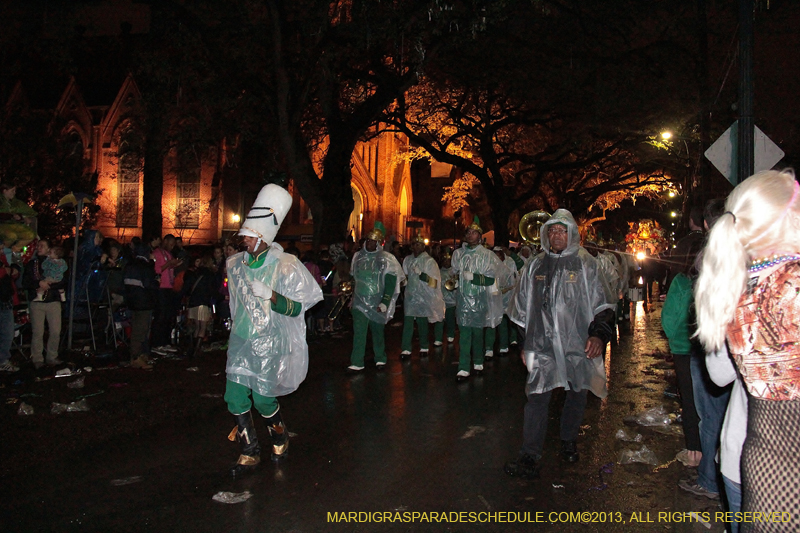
[444,277,459,291]
[518,210,551,246]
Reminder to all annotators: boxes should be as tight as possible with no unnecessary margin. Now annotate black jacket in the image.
[183,267,216,308]
[123,257,158,311]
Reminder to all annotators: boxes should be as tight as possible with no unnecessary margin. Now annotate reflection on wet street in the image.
[2,301,726,532]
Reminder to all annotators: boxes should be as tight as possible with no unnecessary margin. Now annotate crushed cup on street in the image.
[50,399,90,414]
[615,428,643,442]
[618,445,658,466]
[625,405,671,427]
[212,491,253,504]
[17,402,34,416]
[67,376,85,389]
[55,368,74,378]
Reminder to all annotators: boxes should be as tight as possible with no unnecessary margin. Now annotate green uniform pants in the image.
[350,308,386,366]
[458,325,485,372]
[434,306,456,343]
[225,380,279,417]
[401,315,429,352]
[492,315,517,351]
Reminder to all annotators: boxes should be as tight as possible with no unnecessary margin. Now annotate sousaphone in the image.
[518,210,551,246]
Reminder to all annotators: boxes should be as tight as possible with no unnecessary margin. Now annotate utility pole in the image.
[737,0,755,184]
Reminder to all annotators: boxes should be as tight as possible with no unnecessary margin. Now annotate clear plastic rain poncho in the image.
[350,244,405,324]
[440,265,458,308]
[507,210,616,398]
[595,251,621,305]
[451,243,506,328]
[402,252,445,322]
[501,255,520,309]
[226,245,323,397]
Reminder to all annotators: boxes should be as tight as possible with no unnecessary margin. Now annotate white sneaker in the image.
[447,337,454,343]
[400,350,411,355]
[484,350,494,358]
[347,365,365,373]
[456,370,470,381]
[419,348,429,354]
[499,348,509,354]
[474,364,484,371]
[375,362,386,368]
[0,361,19,372]
[433,341,443,346]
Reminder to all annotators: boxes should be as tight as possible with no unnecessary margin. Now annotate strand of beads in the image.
[748,254,800,273]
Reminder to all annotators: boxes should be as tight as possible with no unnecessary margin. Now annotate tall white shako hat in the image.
[238,183,292,248]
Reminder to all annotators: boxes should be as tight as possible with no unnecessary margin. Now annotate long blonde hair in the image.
[695,169,800,351]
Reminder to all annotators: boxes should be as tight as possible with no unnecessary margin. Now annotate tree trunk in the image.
[141,112,166,240]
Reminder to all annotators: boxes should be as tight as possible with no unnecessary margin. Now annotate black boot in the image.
[228,411,261,477]
[561,440,579,463]
[262,409,289,461]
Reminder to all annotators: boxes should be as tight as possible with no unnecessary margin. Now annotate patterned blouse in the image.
[727,261,800,401]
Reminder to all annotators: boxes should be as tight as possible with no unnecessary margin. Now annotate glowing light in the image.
[359,213,364,221]
[232,214,241,223]
[668,191,675,198]
[661,131,672,140]
[671,211,677,217]
[638,276,644,285]
[424,239,429,245]
[636,251,645,261]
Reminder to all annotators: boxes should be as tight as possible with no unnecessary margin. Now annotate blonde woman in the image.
[695,169,800,532]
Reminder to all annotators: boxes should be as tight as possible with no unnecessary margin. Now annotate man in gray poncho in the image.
[504,209,616,478]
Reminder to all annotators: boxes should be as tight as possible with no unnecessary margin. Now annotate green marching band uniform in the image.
[450,216,507,381]
[485,248,521,355]
[225,183,323,476]
[400,232,445,357]
[348,222,405,371]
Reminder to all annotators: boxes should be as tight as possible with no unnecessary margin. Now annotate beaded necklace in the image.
[748,253,800,273]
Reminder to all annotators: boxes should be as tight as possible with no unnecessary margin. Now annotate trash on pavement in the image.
[67,376,85,389]
[17,402,34,415]
[615,428,643,442]
[212,491,253,504]
[459,426,486,439]
[689,511,712,529]
[55,368,76,378]
[625,405,671,427]
[6,397,19,404]
[186,367,199,372]
[50,399,90,414]
[75,390,106,400]
[618,445,658,466]
[110,476,144,486]
[200,393,223,398]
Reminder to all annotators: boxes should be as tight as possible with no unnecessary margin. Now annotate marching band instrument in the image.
[328,280,354,321]
[444,277,459,291]
[518,210,551,246]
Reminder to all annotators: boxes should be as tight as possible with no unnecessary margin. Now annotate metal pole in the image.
[737,0,754,184]
[67,198,83,350]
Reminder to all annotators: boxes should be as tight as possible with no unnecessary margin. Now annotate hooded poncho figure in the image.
[347,221,405,372]
[225,183,323,477]
[503,209,616,479]
[450,216,506,382]
[400,232,445,358]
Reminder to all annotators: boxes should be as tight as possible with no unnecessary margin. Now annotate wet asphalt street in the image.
[1,301,729,533]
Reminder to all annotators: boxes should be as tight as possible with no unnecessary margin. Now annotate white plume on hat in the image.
[238,183,292,245]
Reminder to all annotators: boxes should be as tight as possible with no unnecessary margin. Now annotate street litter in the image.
[55,368,77,378]
[6,397,19,404]
[212,491,253,504]
[186,367,199,372]
[552,484,564,489]
[51,399,90,414]
[110,476,144,486]
[67,376,85,389]
[17,402,34,415]
[625,405,671,427]
[75,391,105,400]
[200,393,223,398]
[460,426,486,439]
[676,449,699,467]
[618,445,658,466]
[615,428,643,442]
[84,367,93,372]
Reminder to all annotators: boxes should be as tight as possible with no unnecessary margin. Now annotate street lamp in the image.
[232,214,241,223]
